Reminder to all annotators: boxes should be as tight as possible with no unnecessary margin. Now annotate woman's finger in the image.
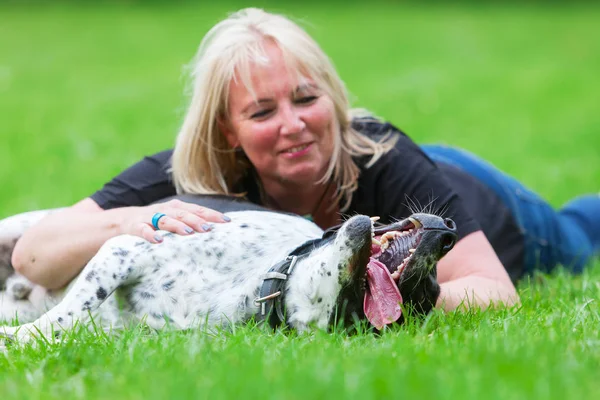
[163,208,213,233]
[139,223,163,243]
[164,200,231,224]
[153,214,204,236]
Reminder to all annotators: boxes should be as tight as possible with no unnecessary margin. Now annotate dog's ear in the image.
[399,267,440,317]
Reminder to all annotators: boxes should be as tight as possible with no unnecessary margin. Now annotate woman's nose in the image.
[279,105,306,135]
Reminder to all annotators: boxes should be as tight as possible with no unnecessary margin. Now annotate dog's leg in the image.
[0,210,61,326]
[1,234,146,342]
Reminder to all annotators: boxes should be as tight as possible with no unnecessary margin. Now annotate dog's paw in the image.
[6,275,35,300]
[0,326,17,347]
[0,323,42,346]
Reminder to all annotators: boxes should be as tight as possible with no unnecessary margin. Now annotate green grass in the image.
[0,2,599,399]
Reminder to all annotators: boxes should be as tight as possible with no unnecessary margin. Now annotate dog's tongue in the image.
[363,258,402,329]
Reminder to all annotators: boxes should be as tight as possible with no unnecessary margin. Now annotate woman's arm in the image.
[351,120,519,310]
[12,149,232,289]
[12,198,228,290]
[436,231,520,311]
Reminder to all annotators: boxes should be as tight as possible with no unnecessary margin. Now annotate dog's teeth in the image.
[408,217,422,229]
[382,232,396,241]
[372,238,382,246]
[409,248,416,254]
[370,216,380,222]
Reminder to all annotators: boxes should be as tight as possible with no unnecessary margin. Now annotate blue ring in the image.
[151,212,167,230]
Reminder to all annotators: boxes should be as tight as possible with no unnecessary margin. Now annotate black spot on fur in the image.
[140,291,155,299]
[327,272,331,276]
[208,304,218,316]
[85,270,97,282]
[82,301,91,311]
[113,248,129,257]
[317,297,323,303]
[162,280,175,291]
[96,287,107,300]
[57,317,64,323]
[240,223,249,228]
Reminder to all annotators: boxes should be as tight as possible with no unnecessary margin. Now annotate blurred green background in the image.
[1,4,600,399]
[0,1,598,217]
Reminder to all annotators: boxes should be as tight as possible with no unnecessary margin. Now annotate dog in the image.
[0,195,457,343]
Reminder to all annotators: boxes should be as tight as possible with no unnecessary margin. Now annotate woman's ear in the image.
[218,117,239,148]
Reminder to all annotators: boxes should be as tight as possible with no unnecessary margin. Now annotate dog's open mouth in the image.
[361,215,456,329]
[361,217,423,329]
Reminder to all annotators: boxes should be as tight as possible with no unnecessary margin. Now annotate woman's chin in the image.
[276,168,325,186]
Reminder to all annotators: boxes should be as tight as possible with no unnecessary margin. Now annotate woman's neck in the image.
[262,180,326,215]
[261,179,340,229]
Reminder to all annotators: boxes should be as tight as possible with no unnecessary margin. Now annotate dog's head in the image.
[369,213,457,323]
[286,213,456,331]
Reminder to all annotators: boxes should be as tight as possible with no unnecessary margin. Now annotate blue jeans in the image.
[421,145,600,275]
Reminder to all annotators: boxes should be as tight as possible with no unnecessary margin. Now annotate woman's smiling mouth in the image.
[281,142,313,157]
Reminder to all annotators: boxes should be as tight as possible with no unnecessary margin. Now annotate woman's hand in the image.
[120,199,231,244]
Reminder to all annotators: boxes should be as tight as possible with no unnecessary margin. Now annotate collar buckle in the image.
[254,255,299,328]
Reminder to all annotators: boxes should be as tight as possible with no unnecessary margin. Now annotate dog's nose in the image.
[443,218,457,232]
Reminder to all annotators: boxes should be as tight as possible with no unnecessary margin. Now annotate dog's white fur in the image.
[0,209,374,342]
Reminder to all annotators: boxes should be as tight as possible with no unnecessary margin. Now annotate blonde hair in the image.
[172,8,398,211]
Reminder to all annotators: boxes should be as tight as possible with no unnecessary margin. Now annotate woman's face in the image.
[221,41,336,188]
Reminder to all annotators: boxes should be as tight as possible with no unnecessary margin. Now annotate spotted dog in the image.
[0,196,457,342]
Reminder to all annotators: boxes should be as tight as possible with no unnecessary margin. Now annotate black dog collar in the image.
[253,254,299,329]
[253,227,343,329]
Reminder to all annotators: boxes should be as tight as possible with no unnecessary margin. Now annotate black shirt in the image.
[90,120,525,282]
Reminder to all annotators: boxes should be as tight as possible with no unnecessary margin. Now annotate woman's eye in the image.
[250,109,273,119]
[295,96,318,104]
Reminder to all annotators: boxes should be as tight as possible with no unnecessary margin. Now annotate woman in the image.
[11,8,599,311]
